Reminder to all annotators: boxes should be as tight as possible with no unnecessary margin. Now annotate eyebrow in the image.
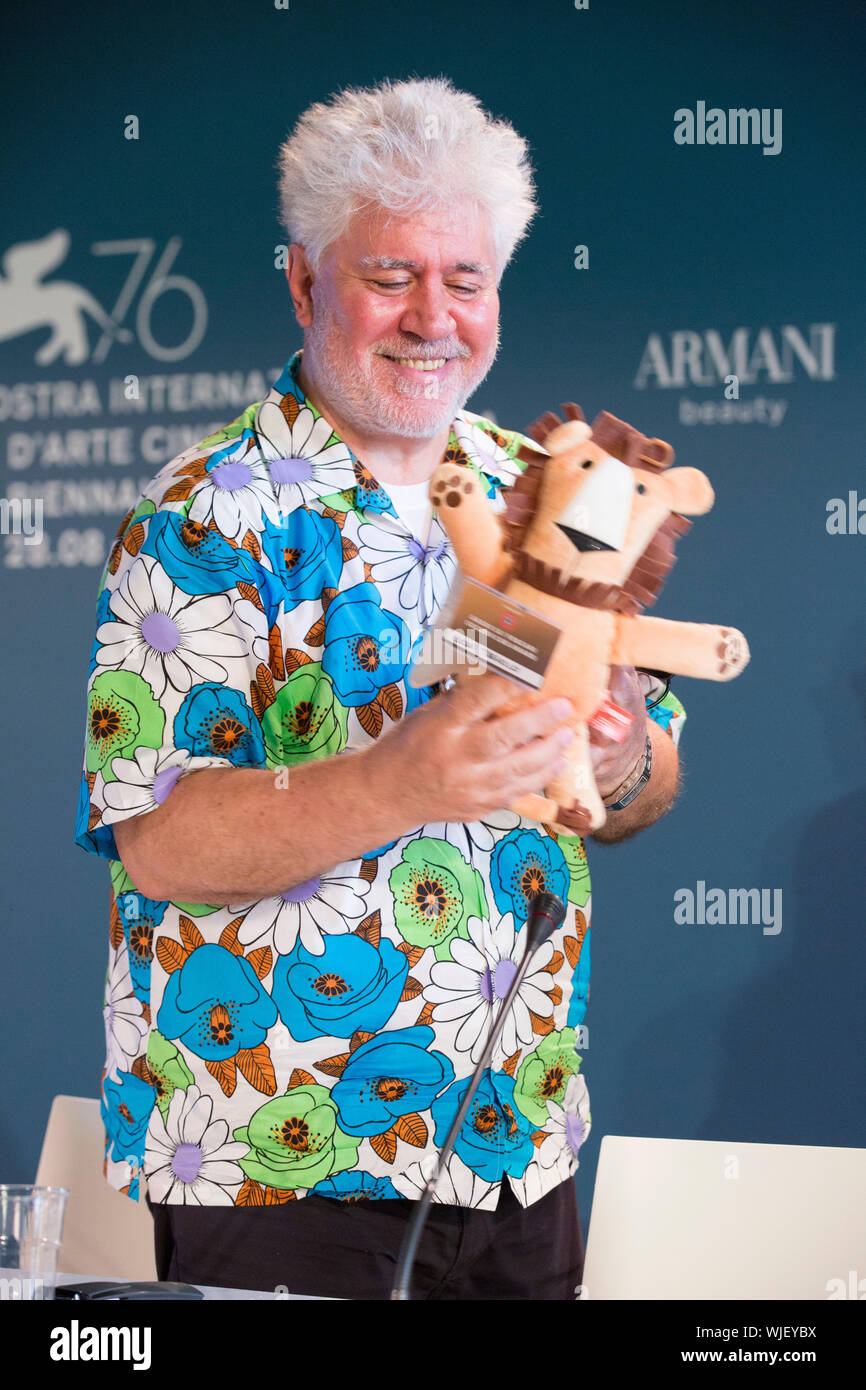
[357,255,492,275]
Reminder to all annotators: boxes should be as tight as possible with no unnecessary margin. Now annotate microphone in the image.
[390,891,568,1300]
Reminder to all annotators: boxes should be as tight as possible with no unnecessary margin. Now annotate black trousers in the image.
[147,1178,584,1300]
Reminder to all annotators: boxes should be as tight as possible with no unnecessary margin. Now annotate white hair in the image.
[276,76,538,282]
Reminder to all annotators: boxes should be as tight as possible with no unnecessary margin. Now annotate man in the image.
[74,76,685,1299]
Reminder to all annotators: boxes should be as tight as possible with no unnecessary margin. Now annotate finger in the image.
[474,695,575,760]
[485,723,574,790]
[446,671,524,725]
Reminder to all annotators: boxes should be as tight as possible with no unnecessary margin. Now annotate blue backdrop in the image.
[2,0,864,1249]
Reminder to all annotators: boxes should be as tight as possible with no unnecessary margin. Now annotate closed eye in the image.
[372,280,480,295]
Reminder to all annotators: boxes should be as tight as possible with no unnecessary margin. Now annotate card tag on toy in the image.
[408,575,563,690]
[588,695,634,742]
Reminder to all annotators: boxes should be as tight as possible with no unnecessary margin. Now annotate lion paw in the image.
[431,465,477,510]
[554,800,593,835]
[717,627,750,678]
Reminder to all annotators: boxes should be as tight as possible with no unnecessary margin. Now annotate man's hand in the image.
[589,665,682,842]
[370,672,576,827]
[588,664,648,799]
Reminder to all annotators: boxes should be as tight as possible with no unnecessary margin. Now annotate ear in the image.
[543,420,593,454]
[665,466,715,515]
[286,244,315,327]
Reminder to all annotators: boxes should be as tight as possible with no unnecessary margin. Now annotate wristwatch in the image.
[602,735,653,811]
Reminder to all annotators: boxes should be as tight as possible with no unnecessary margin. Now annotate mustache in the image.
[374,343,472,361]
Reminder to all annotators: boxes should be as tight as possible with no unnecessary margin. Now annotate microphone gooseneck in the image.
[390,891,568,1300]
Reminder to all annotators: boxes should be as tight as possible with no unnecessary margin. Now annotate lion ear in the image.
[666,467,715,515]
[543,420,593,454]
[639,436,675,469]
[526,409,565,446]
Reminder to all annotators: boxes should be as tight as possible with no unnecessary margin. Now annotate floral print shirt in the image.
[74,349,687,1210]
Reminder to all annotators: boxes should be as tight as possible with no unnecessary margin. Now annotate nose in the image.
[398,277,458,344]
[556,455,635,553]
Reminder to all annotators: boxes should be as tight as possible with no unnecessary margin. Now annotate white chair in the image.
[581,1135,866,1300]
[35,1095,157,1280]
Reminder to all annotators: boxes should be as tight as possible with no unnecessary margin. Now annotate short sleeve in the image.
[643,676,687,749]
[73,500,281,864]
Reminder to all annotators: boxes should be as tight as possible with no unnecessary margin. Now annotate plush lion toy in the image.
[423,404,750,834]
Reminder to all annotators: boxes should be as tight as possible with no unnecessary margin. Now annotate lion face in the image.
[521,425,715,590]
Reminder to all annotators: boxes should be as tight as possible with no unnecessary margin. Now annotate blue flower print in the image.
[322,583,411,707]
[142,510,262,597]
[362,839,399,859]
[88,587,114,680]
[101,1070,155,1165]
[353,467,394,516]
[174,683,265,765]
[312,1171,402,1201]
[157,944,278,1061]
[490,828,570,926]
[75,771,107,857]
[331,1026,455,1137]
[432,1070,535,1183]
[404,681,435,715]
[259,506,343,608]
[117,893,166,1005]
[404,629,439,715]
[647,702,674,734]
[272,934,408,1042]
[404,679,437,715]
[567,928,591,1029]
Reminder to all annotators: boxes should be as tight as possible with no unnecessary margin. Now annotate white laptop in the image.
[581,1136,866,1300]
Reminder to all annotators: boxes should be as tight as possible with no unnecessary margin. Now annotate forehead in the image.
[334,198,496,275]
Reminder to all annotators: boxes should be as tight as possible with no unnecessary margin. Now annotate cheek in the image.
[459,300,499,347]
[348,292,404,336]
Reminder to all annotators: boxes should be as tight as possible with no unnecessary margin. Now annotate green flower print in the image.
[233,1085,359,1190]
[319,487,355,515]
[513,1028,584,1127]
[390,837,488,962]
[261,663,348,766]
[146,1030,194,1118]
[557,833,592,908]
[86,671,164,781]
[110,857,137,898]
[196,403,261,451]
[125,498,156,530]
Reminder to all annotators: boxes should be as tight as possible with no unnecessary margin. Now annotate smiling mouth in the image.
[379,355,454,371]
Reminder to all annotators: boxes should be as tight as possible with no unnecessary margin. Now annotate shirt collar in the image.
[254,349,530,522]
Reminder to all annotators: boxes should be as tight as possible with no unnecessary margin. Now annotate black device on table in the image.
[54,1279,203,1300]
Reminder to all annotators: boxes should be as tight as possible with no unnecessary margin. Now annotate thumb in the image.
[447,670,526,726]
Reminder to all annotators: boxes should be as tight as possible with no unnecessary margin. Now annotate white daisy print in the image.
[94,556,249,700]
[230,866,372,957]
[410,809,522,858]
[99,747,233,822]
[452,413,526,488]
[186,448,282,539]
[104,947,149,1081]
[357,512,455,626]
[256,396,357,514]
[423,914,555,1064]
[538,1072,591,1176]
[505,1160,547,1208]
[392,1151,499,1210]
[232,595,272,665]
[144,1085,247,1205]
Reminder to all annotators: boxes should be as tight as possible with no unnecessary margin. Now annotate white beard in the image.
[303,299,500,439]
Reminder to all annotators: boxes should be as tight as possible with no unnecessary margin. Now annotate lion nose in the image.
[555,454,634,552]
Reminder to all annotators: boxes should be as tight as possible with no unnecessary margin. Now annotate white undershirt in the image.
[384,478,433,545]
